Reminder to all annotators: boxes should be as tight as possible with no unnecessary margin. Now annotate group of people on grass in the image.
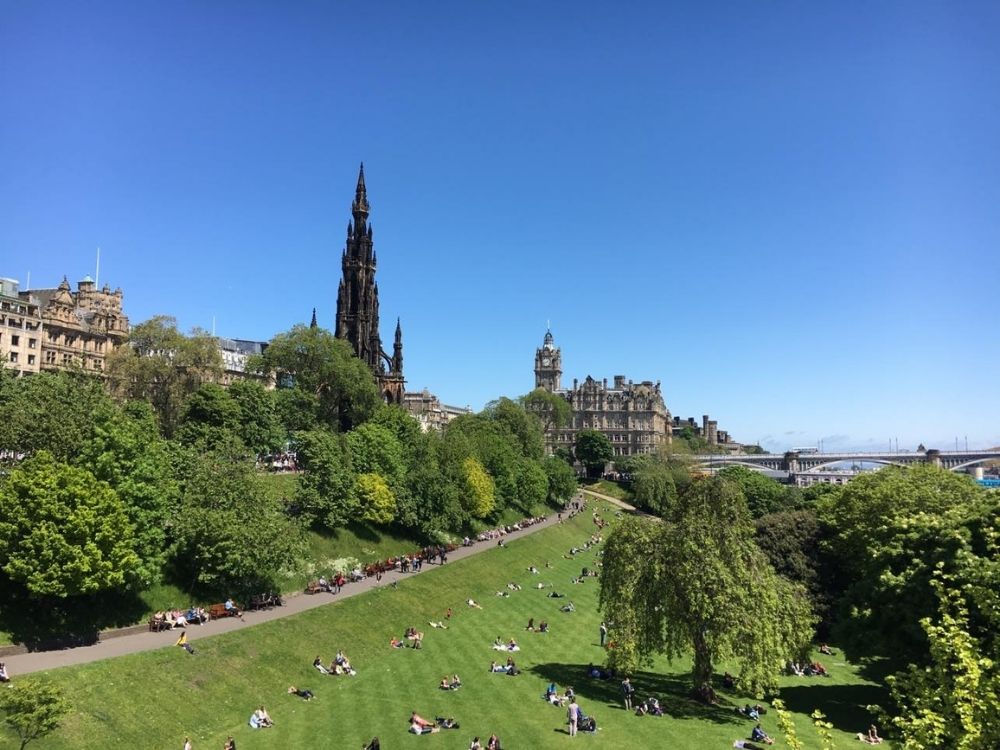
[312,651,357,676]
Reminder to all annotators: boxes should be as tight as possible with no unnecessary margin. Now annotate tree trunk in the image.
[691,628,717,703]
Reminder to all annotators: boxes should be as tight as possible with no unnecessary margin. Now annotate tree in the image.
[599,476,814,699]
[293,430,356,527]
[717,465,792,518]
[484,397,545,460]
[105,316,223,437]
[175,382,242,450]
[227,380,285,455]
[172,440,305,595]
[515,458,549,512]
[819,464,989,662]
[631,459,677,515]
[354,473,396,525]
[76,401,179,587]
[346,423,406,486]
[0,371,112,461]
[881,575,1000,750]
[462,457,495,518]
[554,445,575,466]
[543,456,577,502]
[521,388,572,434]
[0,452,140,596]
[755,510,830,627]
[0,679,69,750]
[254,325,379,432]
[575,430,613,477]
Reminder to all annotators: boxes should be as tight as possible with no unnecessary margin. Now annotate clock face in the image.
[542,357,551,366]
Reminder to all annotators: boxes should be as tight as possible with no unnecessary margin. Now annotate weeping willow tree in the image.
[599,475,814,701]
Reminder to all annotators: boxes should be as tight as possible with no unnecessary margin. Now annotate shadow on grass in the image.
[529,662,744,725]
[777,682,889,734]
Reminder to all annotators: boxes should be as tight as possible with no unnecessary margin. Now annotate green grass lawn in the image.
[20,509,885,750]
[580,478,634,502]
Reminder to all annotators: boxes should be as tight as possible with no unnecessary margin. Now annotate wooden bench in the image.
[305,581,325,595]
[148,616,170,632]
[208,603,239,620]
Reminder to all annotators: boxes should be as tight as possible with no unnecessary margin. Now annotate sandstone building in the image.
[532,330,672,458]
[1,275,129,377]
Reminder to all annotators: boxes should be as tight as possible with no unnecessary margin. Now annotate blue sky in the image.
[2,1,998,452]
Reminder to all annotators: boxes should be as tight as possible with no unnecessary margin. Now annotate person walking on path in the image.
[567,699,579,736]
[599,621,608,647]
[621,677,635,711]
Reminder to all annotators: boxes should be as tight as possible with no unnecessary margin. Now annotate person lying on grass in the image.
[314,656,331,673]
[389,637,404,649]
[547,591,565,598]
[429,620,448,628]
[435,717,461,729]
[288,686,314,701]
[560,601,576,612]
[489,660,508,673]
[467,599,483,609]
[409,712,439,734]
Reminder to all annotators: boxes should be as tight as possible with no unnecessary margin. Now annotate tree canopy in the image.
[575,429,613,476]
[0,452,141,597]
[0,679,69,750]
[600,475,814,699]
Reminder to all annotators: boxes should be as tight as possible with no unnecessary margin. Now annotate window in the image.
[27,354,35,365]
[45,351,56,364]
[9,352,17,363]
[62,354,72,365]
[11,335,19,346]
[28,338,36,348]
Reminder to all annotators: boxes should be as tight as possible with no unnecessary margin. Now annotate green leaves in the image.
[0,452,140,597]
[599,475,814,699]
[0,679,69,750]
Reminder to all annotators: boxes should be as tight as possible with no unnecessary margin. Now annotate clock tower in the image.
[534,329,562,392]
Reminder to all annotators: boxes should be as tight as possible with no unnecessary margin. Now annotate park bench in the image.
[148,615,170,632]
[248,592,282,610]
[305,581,325,594]
[208,603,239,620]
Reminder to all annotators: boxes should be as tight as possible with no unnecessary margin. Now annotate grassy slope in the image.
[580,478,633,501]
[23,507,883,750]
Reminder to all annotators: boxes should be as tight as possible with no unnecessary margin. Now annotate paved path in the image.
[4,504,583,677]
[580,486,636,511]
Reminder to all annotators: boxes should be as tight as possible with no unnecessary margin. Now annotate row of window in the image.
[0,333,37,348]
[7,351,104,369]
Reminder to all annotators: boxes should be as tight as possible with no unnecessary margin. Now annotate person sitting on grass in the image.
[250,706,273,728]
[856,725,883,744]
[449,674,462,689]
[560,601,576,612]
[362,737,380,750]
[526,618,534,631]
[440,676,451,690]
[469,737,483,750]
[175,631,195,655]
[819,643,834,655]
[505,657,520,676]
[507,638,520,651]
[493,636,505,650]
[335,651,357,675]
[538,620,549,633]
[751,724,774,745]
[409,712,438,734]
[547,591,565,598]
[288,686,314,701]
[486,733,502,750]
[0,662,9,682]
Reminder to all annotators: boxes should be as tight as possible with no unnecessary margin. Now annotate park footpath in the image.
[3,500,605,678]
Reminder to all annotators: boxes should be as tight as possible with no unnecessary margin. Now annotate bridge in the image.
[689,449,1000,482]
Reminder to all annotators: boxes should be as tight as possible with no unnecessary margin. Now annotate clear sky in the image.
[2,1,998,453]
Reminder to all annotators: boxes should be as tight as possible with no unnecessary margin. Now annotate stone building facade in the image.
[334,164,405,404]
[1,275,129,377]
[532,330,672,458]
[403,388,472,432]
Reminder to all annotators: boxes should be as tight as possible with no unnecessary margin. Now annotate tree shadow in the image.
[777,682,889,734]
[529,662,744,725]
[0,580,150,651]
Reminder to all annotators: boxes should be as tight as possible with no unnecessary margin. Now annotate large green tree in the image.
[520,388,572,434]
[293,430,356,528]
[600,476,814,700]
[820,464,990,662]
[175,382,242,450]
[631,457,677,515]
[105,316,223,437]
[543,456,577,502]
[575,429,613,477]
[882,575,1000,750]
[172,439,305,595]
[0,679,69,750]
[717,465,794,517]
[254,325,379,432]
[227,379,285,455]
[0,371,111,461]
[0,452,141,596]
[76,401,179,587]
